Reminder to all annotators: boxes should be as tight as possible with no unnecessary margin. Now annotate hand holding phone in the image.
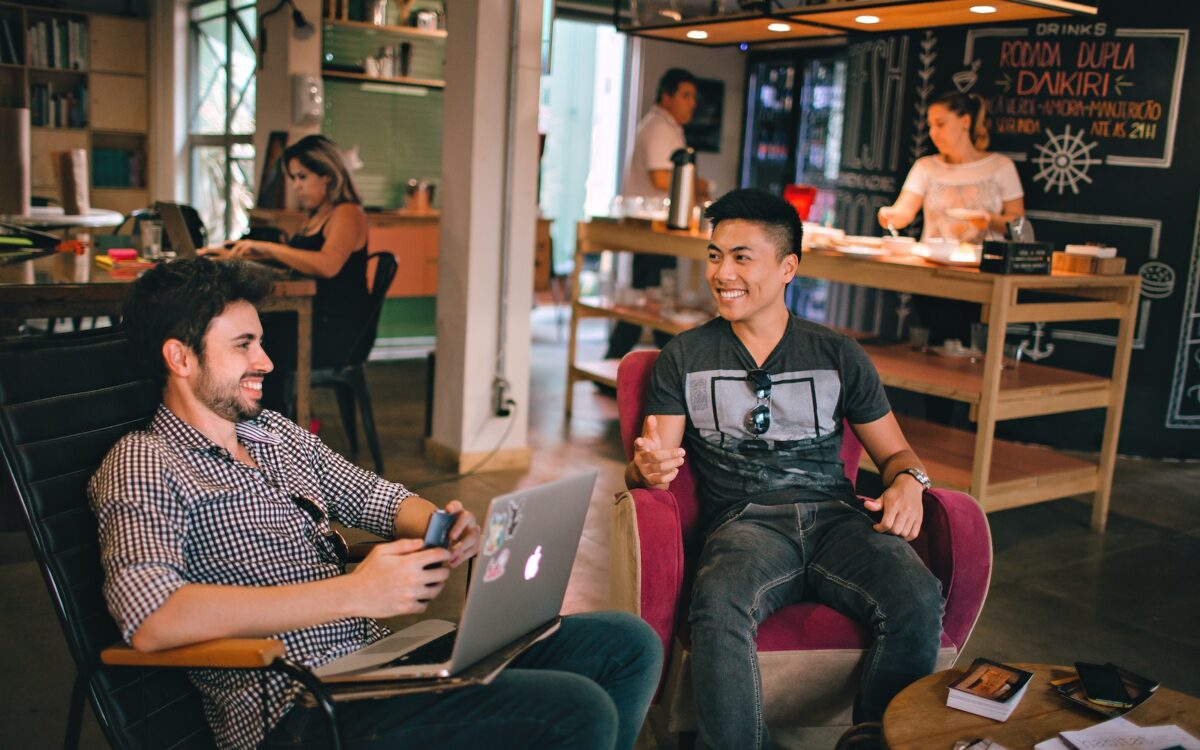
[1075,662,1132,708]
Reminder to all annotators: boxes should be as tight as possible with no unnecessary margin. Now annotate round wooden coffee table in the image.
[883,663,1200,749]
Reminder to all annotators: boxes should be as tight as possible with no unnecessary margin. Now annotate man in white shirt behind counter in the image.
[605,68,711,364]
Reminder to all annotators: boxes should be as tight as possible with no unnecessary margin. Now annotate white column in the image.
[254,0,322,210]
[149,0,188,201]
[427,0,541,471]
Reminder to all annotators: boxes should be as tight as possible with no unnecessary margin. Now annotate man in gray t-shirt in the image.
[626,189,944,750]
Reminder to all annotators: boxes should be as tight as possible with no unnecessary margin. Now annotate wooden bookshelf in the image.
[570,221,1140,531]
[0,3,150,215]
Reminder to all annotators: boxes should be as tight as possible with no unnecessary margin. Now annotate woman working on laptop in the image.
[201,134,370,412]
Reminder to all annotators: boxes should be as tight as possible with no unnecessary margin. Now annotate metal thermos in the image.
[667,147,697,230]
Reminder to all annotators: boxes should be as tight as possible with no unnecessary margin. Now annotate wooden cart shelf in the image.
[568,221,1139,531]
[861,342,1112,419]
[860,415,1099,513]
[575,297,703,337]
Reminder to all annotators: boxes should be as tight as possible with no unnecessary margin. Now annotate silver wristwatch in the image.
[897,467,931,491]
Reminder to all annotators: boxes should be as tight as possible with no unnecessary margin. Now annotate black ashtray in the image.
[980,240,1053,275]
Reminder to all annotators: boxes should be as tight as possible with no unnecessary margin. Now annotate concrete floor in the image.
[2,307,1198,748]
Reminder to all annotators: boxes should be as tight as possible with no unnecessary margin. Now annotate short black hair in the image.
[704,188,803,260]
[123,258,274,386]
[656,68,698,102]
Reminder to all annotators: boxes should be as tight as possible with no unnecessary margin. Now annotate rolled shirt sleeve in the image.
[89,438,190,644]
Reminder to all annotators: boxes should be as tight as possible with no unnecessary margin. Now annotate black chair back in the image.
[0,330,215,748]
[345,252,398,367]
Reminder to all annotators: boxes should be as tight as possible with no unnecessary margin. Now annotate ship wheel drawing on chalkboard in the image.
[1032,125,1102,195]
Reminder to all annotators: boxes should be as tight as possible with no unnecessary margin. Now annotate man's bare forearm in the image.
[394,495,438,539]
[878,449,925,487]
[131,576,356,652]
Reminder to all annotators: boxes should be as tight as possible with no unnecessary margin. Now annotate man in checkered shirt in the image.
[89,258,662,749]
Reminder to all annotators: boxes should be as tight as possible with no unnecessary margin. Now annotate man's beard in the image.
[196,362,265,422]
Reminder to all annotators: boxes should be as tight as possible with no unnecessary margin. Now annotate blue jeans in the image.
[688,500,944,750]
[265,611,662,749]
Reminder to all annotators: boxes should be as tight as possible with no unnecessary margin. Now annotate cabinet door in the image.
[90,73,146,132]
[89,16,147,75]
[368,222,439,297]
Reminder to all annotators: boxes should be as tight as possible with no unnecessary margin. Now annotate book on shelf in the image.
[0,17,18,65]
[945,658,1033,721]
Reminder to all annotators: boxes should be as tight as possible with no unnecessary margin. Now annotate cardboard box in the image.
[1052,251,1127,275]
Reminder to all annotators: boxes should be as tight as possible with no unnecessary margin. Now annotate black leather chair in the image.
[312,251,398,475]
[0,330,339,749]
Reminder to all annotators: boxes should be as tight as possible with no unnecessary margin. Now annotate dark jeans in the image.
[688,500,944,750]
[265,611,662,750]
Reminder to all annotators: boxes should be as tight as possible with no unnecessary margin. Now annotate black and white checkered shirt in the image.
[88,405,413,749]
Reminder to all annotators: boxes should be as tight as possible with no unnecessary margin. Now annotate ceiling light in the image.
[855,14,881,24]
[686,29,709,40]
[969,5,998,13]
[767,22,791,32]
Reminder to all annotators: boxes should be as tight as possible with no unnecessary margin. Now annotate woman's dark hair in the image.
[931,91,990,150]
[704,188,804,261]
[123,258,274,386]
[282,134,362,208]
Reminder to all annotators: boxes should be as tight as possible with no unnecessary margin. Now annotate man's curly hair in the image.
[123,258,273,386]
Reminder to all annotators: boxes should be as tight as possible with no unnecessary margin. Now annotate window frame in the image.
[187,0,257,241]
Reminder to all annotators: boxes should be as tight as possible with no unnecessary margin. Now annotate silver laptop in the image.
[314,471,597,681]
[157,202,198,258]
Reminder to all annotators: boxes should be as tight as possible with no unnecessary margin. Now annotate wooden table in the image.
[883,663,1200,749]
[0,252,317,427]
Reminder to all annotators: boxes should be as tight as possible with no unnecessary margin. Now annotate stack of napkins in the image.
[946,658,1033,721]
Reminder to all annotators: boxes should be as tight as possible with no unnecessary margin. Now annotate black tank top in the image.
[288,217,370,368]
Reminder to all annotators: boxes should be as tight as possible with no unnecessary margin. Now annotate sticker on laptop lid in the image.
[483,508,509,556]
[506,498,524,536]
[484,547,510,582]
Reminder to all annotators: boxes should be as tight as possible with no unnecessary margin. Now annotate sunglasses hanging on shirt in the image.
[744,368,772,436]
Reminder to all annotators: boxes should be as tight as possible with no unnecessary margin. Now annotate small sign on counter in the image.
[980,241,1053,274]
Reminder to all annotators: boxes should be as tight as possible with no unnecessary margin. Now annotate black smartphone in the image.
[423,510,456,549]
[1075,662,1132,708]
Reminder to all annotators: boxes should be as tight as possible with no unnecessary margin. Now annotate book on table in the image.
[946,658,1034,721]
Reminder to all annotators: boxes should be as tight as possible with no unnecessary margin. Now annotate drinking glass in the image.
[140,221,163,260]
[909,325,930,352]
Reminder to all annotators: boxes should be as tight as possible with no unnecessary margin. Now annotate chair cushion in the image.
[678,602,955,652]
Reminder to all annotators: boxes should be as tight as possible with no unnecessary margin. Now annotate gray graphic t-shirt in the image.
[645,315,891,524]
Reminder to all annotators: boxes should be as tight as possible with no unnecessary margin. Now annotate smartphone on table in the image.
[1074,662,1133,708]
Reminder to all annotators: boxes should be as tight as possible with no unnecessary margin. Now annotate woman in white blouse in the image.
[878,92,1025,242]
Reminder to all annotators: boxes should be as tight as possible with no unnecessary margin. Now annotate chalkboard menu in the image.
[970,24,1186,180]
[790,2,1199,457]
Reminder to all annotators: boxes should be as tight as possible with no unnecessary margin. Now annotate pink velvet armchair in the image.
[610,350,992,732]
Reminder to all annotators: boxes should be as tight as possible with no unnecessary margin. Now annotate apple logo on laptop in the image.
[524,545,543,580]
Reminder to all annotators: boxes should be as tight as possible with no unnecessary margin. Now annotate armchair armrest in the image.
[101,639,286,669]
[917,489,992,651]
[612,488,687,659]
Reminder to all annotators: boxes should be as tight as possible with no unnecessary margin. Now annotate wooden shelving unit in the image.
[321,69,445,89]
[570,220,1140,531]
[323,18,447,40]
[0,3,150,216]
